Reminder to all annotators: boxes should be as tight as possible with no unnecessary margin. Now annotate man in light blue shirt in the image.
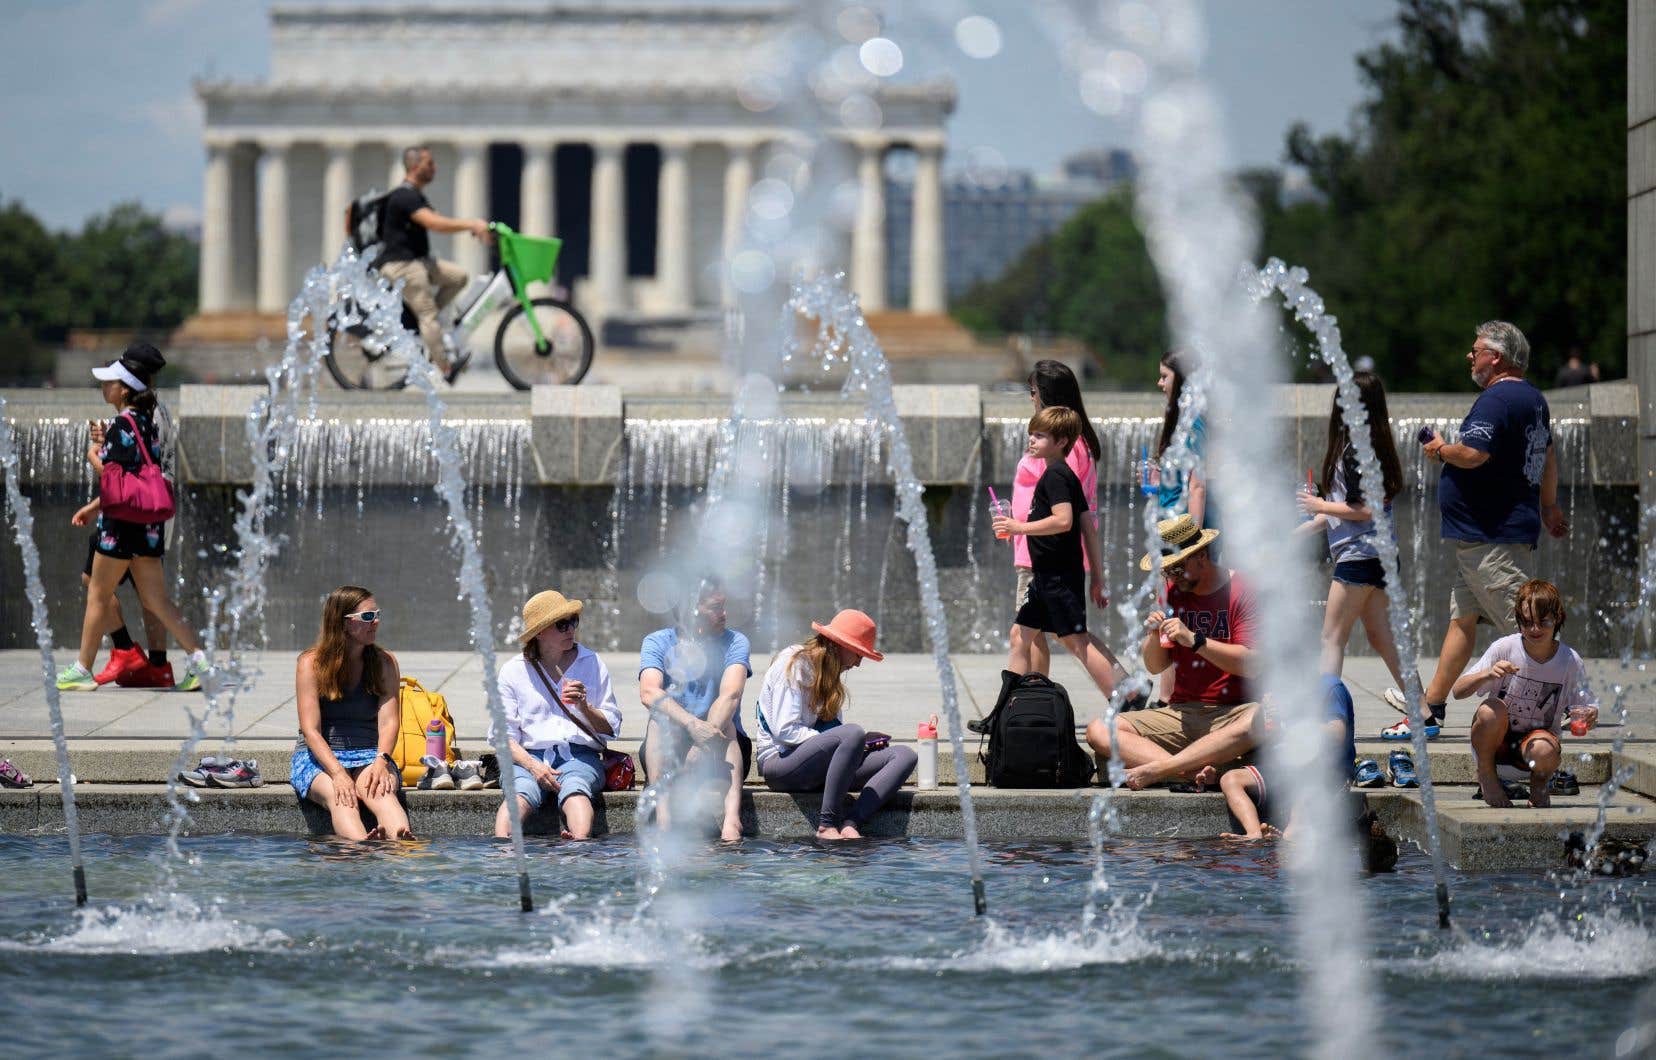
[638,579,752,841]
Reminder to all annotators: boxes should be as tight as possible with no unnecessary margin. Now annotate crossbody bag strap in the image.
[529,656,602,743]
[118,410,160,471]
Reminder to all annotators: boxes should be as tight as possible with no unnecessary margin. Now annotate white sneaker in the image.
[419,754,456,790]
[1383,687,1409,715]
[451,760,484,791]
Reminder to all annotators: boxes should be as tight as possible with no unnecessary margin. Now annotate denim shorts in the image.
[1332,558,1386,588]
[290,743,380,801]
[512,744,604,810]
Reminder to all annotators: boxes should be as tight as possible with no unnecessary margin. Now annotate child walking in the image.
[993,407,1123,701]
[1296,371,1416,698]
[1456,579,1596,808]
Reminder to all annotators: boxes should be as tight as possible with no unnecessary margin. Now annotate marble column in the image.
[229,144,259,309]
[589,140,628,316]
[321,140,354,260]
[452,140,489,275]
[256,140,291,313]
[656,140,693,313]
[851,141,888,312]
[388,145,407,190]
[909,143,946,313]
[721,141,754,306]
[520,140,556,295]
[199,140,233,312]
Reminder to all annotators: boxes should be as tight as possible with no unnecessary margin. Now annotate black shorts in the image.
[93,515,165,561]
[1495,727,1558,769]
[84,535,134,585]
[1014,570,1088,636]
[1332,558,1386,588]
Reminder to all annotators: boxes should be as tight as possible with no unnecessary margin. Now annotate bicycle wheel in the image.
[324,313,411,390]
[494,298,595,389]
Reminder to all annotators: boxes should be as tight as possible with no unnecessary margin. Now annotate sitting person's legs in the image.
[1516,729,1561,809]
[759,723,866,836]
[841,742,918,837]
[380,258,449,370]
[1116,703,1258,789]
[550,746,604,840]
[495,748,552,838]
[1469,697,1513,808]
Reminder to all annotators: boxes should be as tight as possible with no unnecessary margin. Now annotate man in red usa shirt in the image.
[1086,515,1260,787]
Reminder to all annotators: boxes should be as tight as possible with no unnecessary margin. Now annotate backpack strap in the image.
[118,410,160,470]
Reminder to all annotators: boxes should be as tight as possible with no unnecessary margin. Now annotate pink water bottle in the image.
[424,717,446,761]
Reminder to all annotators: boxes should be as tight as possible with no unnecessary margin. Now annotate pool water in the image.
[3,835,1652,1056]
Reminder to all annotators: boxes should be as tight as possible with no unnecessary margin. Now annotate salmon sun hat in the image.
[811,608,884,662]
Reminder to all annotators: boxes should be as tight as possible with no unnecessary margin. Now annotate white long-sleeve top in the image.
[492,647,622,753]
[753,644,836,768]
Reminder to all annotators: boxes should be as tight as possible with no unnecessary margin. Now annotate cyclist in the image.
[377,145,495,384]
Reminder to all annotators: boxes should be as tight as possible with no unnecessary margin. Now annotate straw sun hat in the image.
[811,608,885,662]
[1138,514,1221,572]
[519,589,583,644]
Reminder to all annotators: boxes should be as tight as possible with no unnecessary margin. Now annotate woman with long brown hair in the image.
[754,610,916,841]
[290,585,413,840]
[1297,371,1413,694]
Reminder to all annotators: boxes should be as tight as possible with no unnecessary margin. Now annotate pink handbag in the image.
[98,411,175,523]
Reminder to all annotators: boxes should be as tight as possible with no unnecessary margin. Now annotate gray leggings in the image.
[759,723,919,830]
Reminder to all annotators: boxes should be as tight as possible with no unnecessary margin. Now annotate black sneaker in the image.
[1550,770,1580,796]
[479,753,501,789]
[443,348,473,385]
[967,718,989,735]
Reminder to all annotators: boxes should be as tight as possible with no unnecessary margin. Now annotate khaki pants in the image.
[1448,540,1533,634]
[1120,701,1257,756]
[380,256,468,366]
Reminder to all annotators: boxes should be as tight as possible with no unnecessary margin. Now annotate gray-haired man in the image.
[1382,320,1567,739]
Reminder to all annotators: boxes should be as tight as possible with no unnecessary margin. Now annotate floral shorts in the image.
[95,515,165,559]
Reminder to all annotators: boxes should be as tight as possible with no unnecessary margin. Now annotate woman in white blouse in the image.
[754,609,916,840]
[492,589,622,840]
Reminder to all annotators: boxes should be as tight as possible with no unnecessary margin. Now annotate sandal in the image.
[1353,758,1384,788]
[1549,769,1580,796]
[1380,715,1441,741]
[0,758,32,789]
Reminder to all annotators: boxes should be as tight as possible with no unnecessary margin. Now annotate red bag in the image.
[529,657,635,792]
[99,412,175,523]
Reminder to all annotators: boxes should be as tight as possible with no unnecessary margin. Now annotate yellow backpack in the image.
[393,676,457,784]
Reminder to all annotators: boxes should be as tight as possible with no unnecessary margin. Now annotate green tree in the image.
[59,201,197,332]
[0,198,69,338]
[954,190,1168,385]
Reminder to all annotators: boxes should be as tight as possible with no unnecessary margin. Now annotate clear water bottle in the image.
[917,714,938,790]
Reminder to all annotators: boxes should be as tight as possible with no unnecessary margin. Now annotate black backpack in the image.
[344,187,391,253]
[980,670,1095,788]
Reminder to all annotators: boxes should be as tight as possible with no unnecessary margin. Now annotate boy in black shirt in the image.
[993,407,1125,702]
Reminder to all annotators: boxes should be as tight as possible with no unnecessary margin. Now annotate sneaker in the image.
[443,347,473,385]
[116,661,175,689]
[1380,716,1441,741]
[478,753,500,789]
[55,664,98,692]
[966,717,989,735]
[174,655,210,692]
[452,760,484,791]
[1383,687,1409,715]
[178,756,235,787]
[1353,758,1384,788]
[0,758,32,789]
[1388,749,1419,788]
[420,754,455,791]
[94,646,147,686]
[1550,769,1581,797]
[205,759,263,788]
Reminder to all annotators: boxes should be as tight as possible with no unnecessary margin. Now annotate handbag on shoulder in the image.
[529,657,635,791]
[99,411,176,523]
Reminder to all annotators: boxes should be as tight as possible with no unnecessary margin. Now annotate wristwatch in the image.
[380,752,398,772]
[1189,631,1208,653]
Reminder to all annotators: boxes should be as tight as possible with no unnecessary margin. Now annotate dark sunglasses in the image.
[553,616,580,632]
[345,609,381,623]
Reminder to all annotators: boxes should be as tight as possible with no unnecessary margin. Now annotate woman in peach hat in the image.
[753,609,916,840]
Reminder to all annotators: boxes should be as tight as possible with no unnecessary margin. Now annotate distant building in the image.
[886,148,1133,308]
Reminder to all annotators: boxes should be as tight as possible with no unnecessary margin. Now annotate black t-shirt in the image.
[1027,461,1087,579]
[378,183,431,262]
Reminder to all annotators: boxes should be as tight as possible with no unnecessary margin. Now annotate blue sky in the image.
[0,0,1397,231]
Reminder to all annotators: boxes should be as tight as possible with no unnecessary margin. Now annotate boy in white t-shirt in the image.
[1454,579,1597,808]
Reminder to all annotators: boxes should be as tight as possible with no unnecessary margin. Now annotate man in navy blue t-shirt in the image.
[1381,321,1568,740]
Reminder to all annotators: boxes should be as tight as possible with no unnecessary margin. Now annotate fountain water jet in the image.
[0,397,86,906]
[1246,257,1454,929]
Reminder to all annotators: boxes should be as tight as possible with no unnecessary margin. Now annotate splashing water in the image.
[0,397,86,906]
[0,891,288,956]
[785,273,988,915]
[332,245,534,911]
[1245,258,1454,929]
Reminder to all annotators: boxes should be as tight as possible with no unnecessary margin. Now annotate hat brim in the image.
[1139,527,1220,572]
[91,361,148,392]
[811,621,884,662]
[519,599,583,644]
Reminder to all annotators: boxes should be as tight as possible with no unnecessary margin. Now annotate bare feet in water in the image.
[838,822,862,840]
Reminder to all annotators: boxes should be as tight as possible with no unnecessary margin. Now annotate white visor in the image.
[91,361,148,392]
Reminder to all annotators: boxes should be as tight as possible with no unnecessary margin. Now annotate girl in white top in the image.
[1454,579,1596,809]
[755,609,916,841]
[492,589,622,840]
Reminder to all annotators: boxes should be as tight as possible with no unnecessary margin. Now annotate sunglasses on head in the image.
[553,616,580,632]
[345,609,381,623]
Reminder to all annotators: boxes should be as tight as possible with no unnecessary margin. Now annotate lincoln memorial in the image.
[190,1,955,334]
